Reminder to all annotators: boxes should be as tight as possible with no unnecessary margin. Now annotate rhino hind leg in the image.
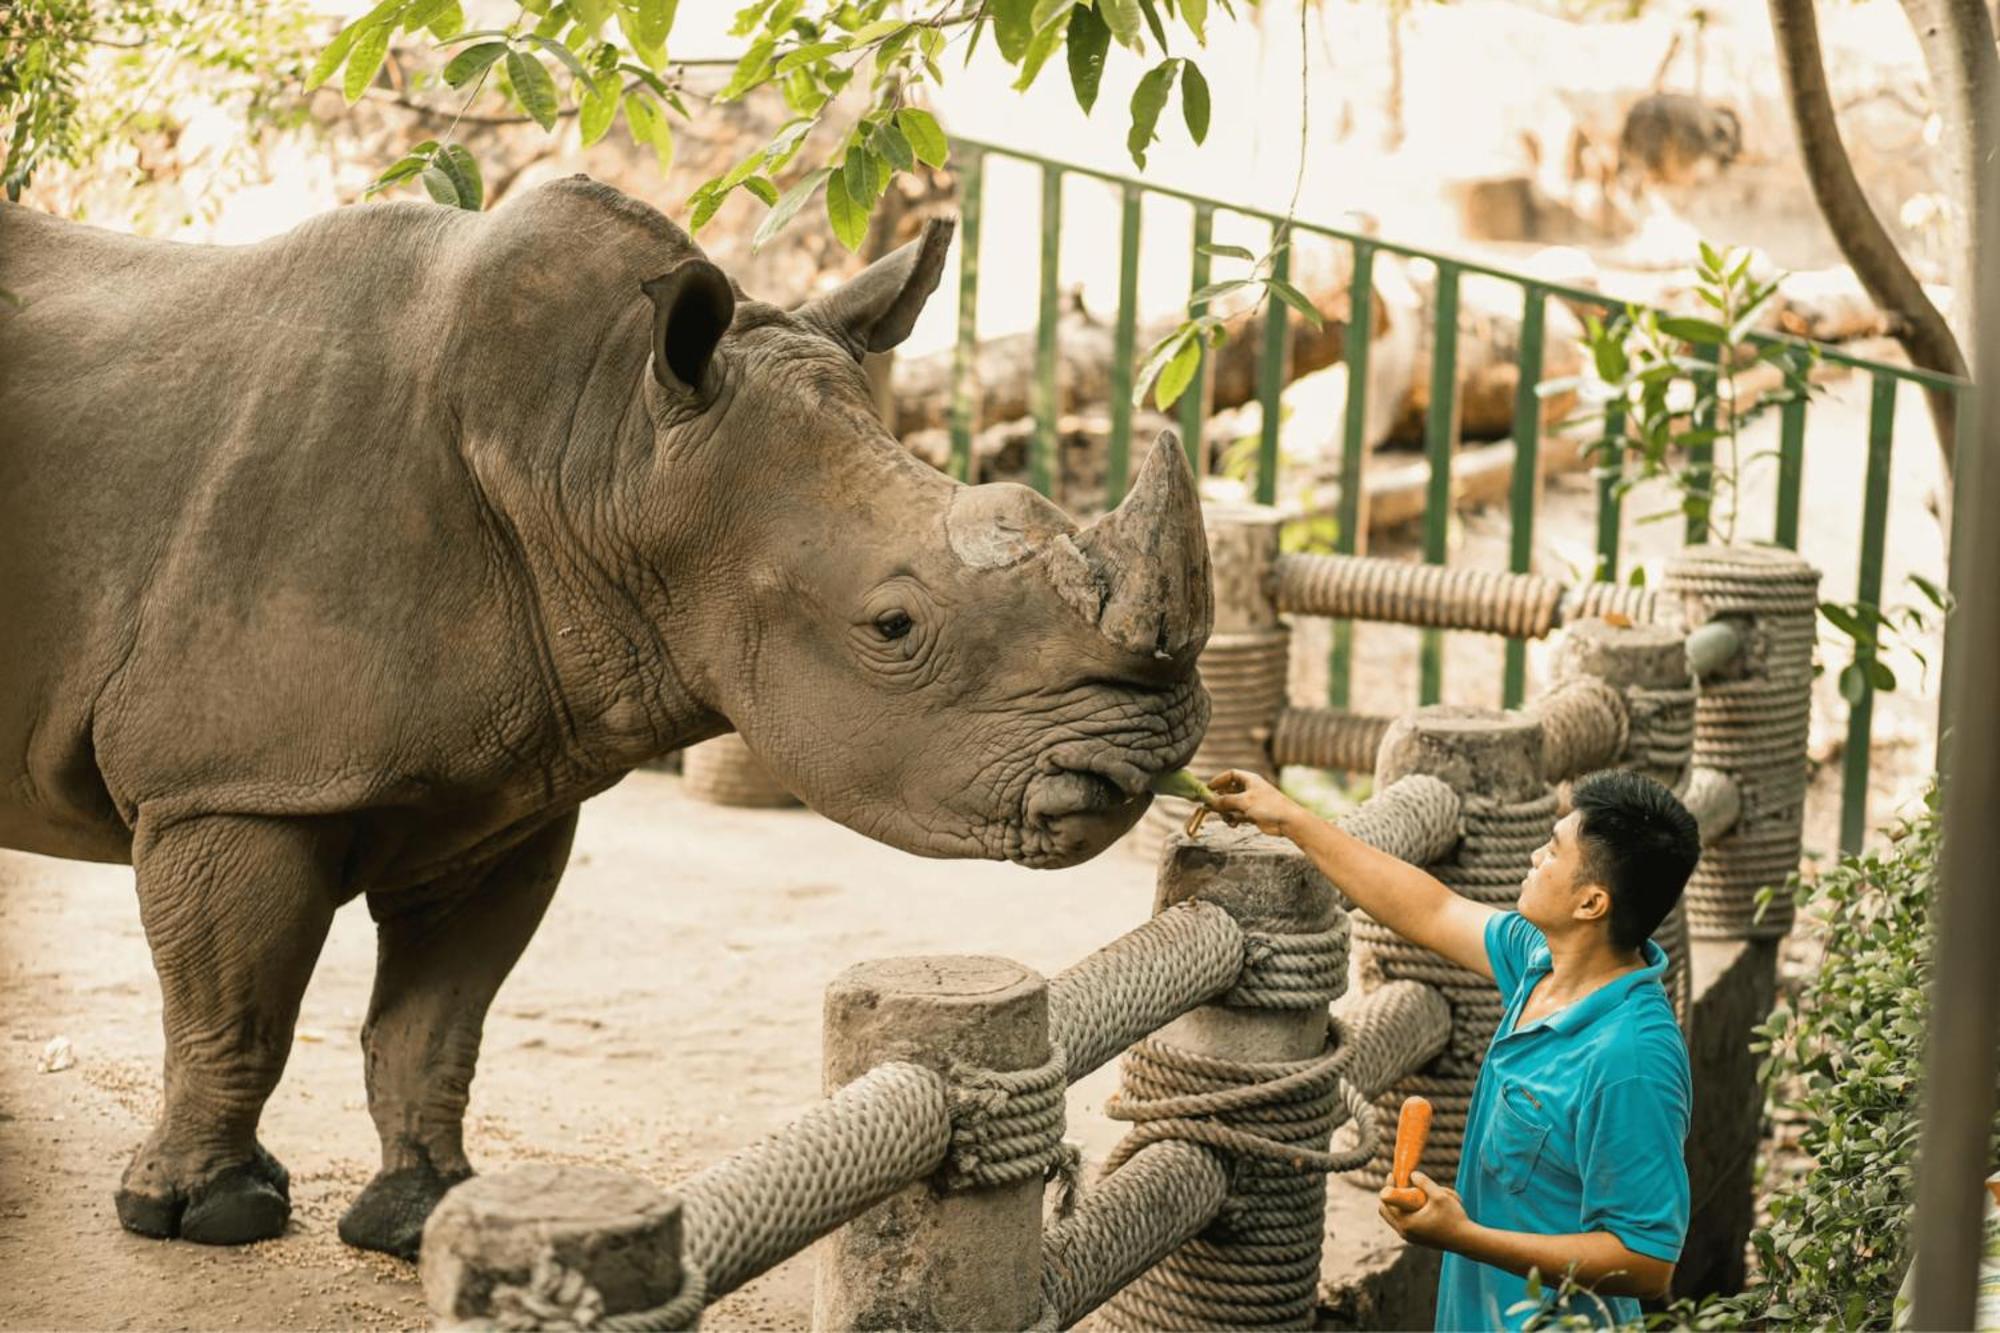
[340,811,576,1260]
[117,813,340,1245]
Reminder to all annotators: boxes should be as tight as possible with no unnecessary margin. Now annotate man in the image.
[1209,767,1701,1331]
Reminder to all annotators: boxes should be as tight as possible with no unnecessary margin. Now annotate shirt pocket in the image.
[1480,1082,1552,1194]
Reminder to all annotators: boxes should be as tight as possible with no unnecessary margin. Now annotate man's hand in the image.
[1378,1172,1469,1250]
[1208,770,1307,839]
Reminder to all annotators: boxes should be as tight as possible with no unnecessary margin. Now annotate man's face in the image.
[1519,809,1603,934]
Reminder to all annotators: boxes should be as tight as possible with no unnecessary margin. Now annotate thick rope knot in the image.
[1224,926,1348,1009]
[944,1043,1071,1191]
[1101,1029,1382,1179]
[490,1253,711,1332]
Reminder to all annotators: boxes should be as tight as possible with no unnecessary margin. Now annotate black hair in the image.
[1570,769,1703,952]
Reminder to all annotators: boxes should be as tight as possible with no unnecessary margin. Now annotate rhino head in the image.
[624,214,1211,868]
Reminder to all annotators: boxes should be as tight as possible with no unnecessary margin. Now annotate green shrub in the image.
[1660,784,1999,1330]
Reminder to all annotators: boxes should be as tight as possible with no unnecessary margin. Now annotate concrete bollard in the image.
[1354,705,1552,1180]
[814,957,1051,1332]
[1660,546,1819,939]
[1099,825,1348,1330]
[420,1164,686,1329]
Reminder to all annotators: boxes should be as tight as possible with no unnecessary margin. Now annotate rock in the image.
[38,1036,74,1074]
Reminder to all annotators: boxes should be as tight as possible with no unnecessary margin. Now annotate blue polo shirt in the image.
[1435,911,1692,1331]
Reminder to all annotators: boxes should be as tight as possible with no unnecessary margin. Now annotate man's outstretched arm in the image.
[1208,770,1497,980]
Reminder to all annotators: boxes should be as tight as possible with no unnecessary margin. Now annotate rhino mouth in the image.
[1013,724,1204,869]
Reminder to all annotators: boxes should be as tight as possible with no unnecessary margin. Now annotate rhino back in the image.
[0,187,675,863]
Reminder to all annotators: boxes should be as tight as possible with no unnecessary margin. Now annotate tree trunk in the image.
[1766,0,1970,475]
[1897,0,1997,352]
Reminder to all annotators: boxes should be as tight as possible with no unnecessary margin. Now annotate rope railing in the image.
[1267,706,1395,773]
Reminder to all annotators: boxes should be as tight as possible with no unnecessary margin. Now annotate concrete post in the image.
[1099,825,1346,1330]
[814,957,1050,1332]
[420,1164,685,1328]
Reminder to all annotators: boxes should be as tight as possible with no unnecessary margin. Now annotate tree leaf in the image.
[1838,663,1868,706]
[420,162,460,207]
[992,0,1034,61]
[364,145,436,196]
[1656,315,1727,345]
[624,91,675,174]
[401,0,456,32]
[896,108,948,167]
[742,174,779,206]
[1126,59,1179,169]
[579,79,621,146]
[1013,19,1065,90]
[1154,334,1202,408]
[871,121,915,172]
[1180,59,1210,144]
[1065,5,1110,113]
[506,50,560,130]
[343,22,395,103]
[436,142,483,210]
[1099,0,1143,48]
[688,186,727,233]
[754,166,832,249]
[1135,0,1170,48]
[718,35,776,101]
[1197,242,1256,260]
[825,169,869,251]
[1267,277,1326,330]
[444,40,509,89]
[1181,0,1207,43]
[525,34,592,81]
[308,22,362,91]
[1132,328,1190,405]
[1030,0,1073,33]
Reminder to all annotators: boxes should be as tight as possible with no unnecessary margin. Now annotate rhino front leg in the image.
[338,810,575,1259]
[117,813,341,1245]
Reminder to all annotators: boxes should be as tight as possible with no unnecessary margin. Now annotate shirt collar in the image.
[1514,938,1669,1035]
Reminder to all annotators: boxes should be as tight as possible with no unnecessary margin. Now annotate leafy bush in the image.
[1659,785,1999,1330]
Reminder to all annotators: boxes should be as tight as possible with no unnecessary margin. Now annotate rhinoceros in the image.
[0,176,1211,1257]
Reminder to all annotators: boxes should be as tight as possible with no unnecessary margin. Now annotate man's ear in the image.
[642,258,735,395]
[1574,884,1613,928]
[796,215,954,359]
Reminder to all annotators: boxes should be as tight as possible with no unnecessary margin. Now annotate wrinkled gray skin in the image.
[0,177,1211,1257]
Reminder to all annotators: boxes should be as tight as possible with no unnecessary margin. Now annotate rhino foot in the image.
[338,1162,471,1260]
[116,1143,291,1245]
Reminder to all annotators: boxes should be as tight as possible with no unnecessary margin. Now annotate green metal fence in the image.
[942,136,1969,853]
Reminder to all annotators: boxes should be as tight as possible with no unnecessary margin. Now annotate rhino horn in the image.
[1073,431,1212,664]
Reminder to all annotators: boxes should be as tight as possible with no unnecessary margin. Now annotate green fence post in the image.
[1420,261,1461,706]
[1594,399,1627,582]
[1330,242,1376,712]
[1774,397,1806,549]
[1107,183,1142,507]
[1178,205,1215,478]
[1031,163,1063,498]
[1840,373,1897,852]
[1840,370,1888,852]
[1255,226,1292,506]
[1502,284,1547,707]
[948,147,984,483]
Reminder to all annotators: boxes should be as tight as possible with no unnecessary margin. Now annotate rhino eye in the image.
[874,610,914,641]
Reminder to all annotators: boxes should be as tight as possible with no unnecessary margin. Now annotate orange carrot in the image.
[1382,1095,1432,1211]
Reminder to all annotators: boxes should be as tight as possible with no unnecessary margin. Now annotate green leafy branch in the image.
[1133,236,1324,411]
[306,0,1231,248]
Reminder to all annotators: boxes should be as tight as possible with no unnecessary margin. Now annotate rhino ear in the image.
[798,215,954,359]
[642,258,735,395]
